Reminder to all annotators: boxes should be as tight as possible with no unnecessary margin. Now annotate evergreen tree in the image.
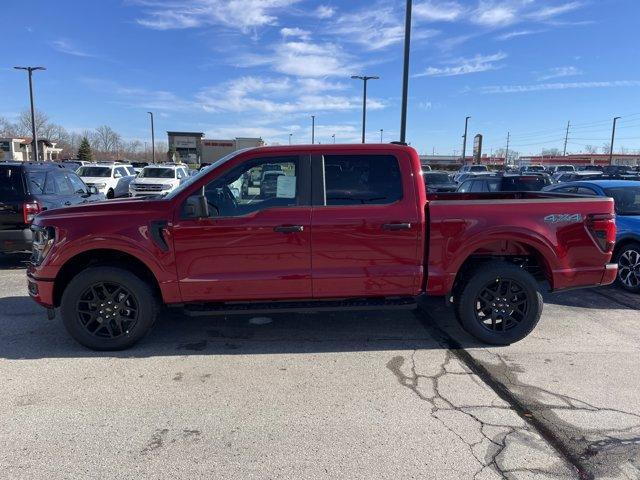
[77,136,93,162]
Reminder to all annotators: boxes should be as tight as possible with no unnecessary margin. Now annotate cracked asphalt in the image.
[1,254,639,479]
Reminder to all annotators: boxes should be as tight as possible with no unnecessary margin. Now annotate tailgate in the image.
[0,166,27,230]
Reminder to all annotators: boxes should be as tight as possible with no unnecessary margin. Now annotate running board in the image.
[181,297,417,317]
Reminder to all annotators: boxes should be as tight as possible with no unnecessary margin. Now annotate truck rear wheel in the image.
[60,266,159,350]
[455,262,542,345]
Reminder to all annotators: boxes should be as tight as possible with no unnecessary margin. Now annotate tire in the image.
[455,261,543,345]
[106,188,114,199]
[614,242,640,293]
[60,266,159,350]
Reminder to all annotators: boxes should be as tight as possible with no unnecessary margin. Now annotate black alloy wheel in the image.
[76,282,139,339]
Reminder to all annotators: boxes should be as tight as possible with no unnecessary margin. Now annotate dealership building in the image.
[167,132,264,164]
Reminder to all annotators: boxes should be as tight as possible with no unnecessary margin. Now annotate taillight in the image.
[23,201,41,224]
[586,213,616,253]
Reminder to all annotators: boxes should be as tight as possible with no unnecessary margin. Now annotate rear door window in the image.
[0,166,25,200]
[323,155,402,205]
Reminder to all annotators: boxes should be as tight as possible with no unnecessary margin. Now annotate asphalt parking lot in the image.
[1,254,639,480]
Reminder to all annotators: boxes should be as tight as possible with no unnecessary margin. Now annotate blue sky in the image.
[1,0,639,155]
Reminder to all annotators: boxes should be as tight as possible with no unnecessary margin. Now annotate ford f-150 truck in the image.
[27,144,618,350]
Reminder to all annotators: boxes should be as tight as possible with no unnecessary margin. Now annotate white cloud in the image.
[332,7,407,51]
[415,52,507,77]
[239,40,354,77]
[472,2,517,27]
[496,29,543,40]
[280,27,311,40]
[479,80,640,94]
[414,1,464,22]
[537,66,583,81]
[314,5,335,19]
[51,39,95,58]
[135,0,299,32]
[196,76,384,116]
[529,1,583,21]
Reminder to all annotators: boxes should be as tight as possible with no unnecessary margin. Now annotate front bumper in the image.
[27,273,55,308]
[0,228,33,253]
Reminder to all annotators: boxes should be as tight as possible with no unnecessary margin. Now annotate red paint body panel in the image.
[26,144,616,309]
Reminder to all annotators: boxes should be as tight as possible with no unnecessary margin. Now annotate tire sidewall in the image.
[60,266,158,350]
[614,242,640,293]
[457,263,543,345]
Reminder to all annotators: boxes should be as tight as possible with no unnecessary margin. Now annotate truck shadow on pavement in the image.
[544,286,640,311]
[0,294,489,360]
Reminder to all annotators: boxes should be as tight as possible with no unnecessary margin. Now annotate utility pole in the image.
[351,75,379,143]
[563,120,570,157]
[288,133,292,145]
[14,66,46,162]
[461,116,470,164]
[380,129,383,142]
[332,133,336,144]
[504,132,510,167]
[399,0,412,144]
[147,112,155,163]
[311,115,315,144]
[609,116,621,165]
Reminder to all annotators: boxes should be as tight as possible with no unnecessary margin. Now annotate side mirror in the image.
[114,172,122,179]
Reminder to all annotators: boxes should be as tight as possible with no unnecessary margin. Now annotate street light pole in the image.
[380,129,383,142]
[609,116,621,165]
[14,66,46,161]
[351,75,379,143]
[332,134,336,144]
[399,0,412,144]
[311,115,315,144]
[288,133,292,145]
[147,112,155,164]
[461,116,470,164]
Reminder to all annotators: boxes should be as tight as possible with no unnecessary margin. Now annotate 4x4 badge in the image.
[544,213,583,223]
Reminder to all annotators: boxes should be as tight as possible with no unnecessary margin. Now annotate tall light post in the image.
[311,115,315,144]
[351,75,379,143]
[380,129,383,142]
[461,116,470,164]
[399,0,412,144]
[609,116,621,165]
[147,112,155,163]
[332,133,336,144]
[14,66,46,161]
[288,133,292,145]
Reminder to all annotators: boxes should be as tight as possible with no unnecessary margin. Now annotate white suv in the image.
[77,162,137,199]
[129,164,189,197]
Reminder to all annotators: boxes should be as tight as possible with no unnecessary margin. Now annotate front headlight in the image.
[30,226,56,266]
[95,183,107,189]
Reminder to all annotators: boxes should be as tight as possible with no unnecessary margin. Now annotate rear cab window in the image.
[322,154,402,205]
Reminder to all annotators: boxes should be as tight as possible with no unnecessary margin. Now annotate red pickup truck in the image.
[27,144,617,350]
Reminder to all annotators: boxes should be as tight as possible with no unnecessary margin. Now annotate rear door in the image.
[310,151,421,298]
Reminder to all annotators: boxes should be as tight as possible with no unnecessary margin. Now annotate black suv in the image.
[0,162,102,253]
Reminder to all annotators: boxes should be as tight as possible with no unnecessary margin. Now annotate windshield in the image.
[469,166,487,172]
[604,187,640,215]
[77,166,111,177]
[425,173,452,183]
[139,167,175,178]
[164,149,249,200]
[501,176,549,191]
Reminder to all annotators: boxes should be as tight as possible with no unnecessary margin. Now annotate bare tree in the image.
[541,148,561,156]
[584,145,598,154]
[94,125,121,154]
[0,116,18,137]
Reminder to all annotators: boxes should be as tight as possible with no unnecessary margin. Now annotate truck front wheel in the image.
[60,266,159,350]
[455,262,543,345]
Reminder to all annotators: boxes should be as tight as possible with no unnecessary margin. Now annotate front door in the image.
[311,152,421,298]
[172,155,312,302]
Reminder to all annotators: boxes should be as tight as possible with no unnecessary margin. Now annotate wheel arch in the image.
[53,249,162,307]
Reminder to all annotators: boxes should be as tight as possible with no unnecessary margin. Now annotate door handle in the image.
[274,225,304,233]
[382,223,411,231]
